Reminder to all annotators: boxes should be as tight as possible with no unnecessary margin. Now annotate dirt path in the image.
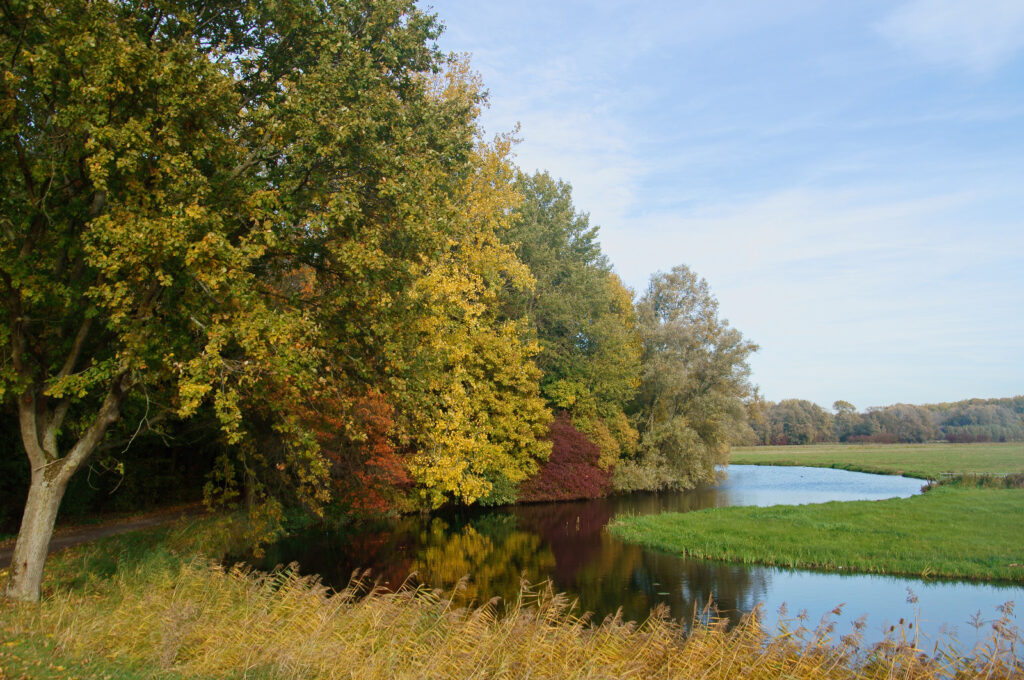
[0,504,204,568]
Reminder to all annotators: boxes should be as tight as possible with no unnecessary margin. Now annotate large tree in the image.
[622,265,757,490]
[0,0,550,601]
[502,172,641,469]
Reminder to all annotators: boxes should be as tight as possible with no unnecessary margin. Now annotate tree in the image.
[502,172,641,469]
[517,413,613,502]
[623,265,757,490]
[862,404,937,443]
[754,399,835,445]
[1,0,545,601]
[832,400,861,442]
[1,0,311,601]
[399,141,552,507]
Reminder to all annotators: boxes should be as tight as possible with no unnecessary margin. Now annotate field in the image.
[2,514,1020,679]
[730,442,1024,479]
[610,483,1024,583]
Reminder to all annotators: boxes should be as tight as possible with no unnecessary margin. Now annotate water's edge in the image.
[248,465,1021,647]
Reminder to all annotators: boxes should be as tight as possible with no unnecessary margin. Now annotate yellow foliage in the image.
[404,138,552,506]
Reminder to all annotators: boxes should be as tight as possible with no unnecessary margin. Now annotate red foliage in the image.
[303,387,409,513]
[946,432,991,444]
[517,413,613,502]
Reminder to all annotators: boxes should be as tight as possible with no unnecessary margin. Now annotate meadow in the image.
[610,481,1024,582]
[614,443,1024,583]
[2,514,1020,679]
[730,441,1024,479]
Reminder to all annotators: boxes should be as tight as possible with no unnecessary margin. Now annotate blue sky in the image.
[425,0,1024,410]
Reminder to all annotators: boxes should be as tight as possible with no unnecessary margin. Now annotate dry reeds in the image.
[15,564,1018,678]
[4,517,1020,679]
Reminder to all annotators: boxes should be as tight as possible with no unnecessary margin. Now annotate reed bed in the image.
[2,516,1021,679]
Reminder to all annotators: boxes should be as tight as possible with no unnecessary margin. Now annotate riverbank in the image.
[609,482,1024,583]
[1,514,1020,679]
[729,441,1024,479]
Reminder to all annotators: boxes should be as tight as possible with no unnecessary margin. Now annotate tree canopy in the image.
[502,172,641,472]
[744,396,1024,445]
[1,0,762,602]
[620,265,757,491]
[1,0,551,600]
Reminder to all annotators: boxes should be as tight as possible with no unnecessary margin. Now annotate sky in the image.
[425,0,1024,410]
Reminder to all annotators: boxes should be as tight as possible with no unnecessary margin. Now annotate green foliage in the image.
[503,172,641,468]
[0,0,556,590]
[624,265,757,491]
[753,399,835,445]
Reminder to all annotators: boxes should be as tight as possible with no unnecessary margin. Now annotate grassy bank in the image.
[610,484,1024,583]
[2,515,1020,678]
[730,442,1024,479]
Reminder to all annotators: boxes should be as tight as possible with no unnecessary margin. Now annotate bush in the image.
[517,414,612,502]
[925,471,1024,490]
[846,433,899,444]
[945,432,991,444]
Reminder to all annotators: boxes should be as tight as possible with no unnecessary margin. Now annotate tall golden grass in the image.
[4,516,1021,679]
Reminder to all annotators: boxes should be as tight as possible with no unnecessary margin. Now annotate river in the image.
[249,465,1022,649]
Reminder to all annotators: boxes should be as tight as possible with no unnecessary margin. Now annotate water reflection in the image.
[251,465,1021,645]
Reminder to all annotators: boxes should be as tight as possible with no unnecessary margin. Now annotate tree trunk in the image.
[5,375,128,602]
[5,469,69,602]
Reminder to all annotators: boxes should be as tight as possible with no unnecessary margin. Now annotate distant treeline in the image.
[741,396,1024,445]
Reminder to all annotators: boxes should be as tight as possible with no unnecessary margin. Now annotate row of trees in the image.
[1,0,756,600]
[745,397,1024,445]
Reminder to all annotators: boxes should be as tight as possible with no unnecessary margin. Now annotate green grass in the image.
[0,515,251,679]
[0,627,169,680]
[610,484,1024,582]
[730,442,1024,479]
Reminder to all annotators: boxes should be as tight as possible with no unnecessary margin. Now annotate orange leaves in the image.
[296,385,409,514]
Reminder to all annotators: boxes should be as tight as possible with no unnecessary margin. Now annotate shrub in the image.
[517,414,613,502]
[945,432,992,444]
[846,433,899,444]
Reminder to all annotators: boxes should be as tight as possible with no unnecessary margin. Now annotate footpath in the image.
[0,504,204,568]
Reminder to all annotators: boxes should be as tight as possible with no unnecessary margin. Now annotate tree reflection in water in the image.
[248,478,771,626]
[244,467,1022,646]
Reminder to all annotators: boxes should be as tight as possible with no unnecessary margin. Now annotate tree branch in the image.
[16,391,49,475]
[56,371,133,486]
[227,127,275,180]
[41,397,69,459]
[54,314,93,384]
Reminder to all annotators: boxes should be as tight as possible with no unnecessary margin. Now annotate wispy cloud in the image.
[602,183,1024,406]
[430,0,1024,407]
[878,0,1024,73]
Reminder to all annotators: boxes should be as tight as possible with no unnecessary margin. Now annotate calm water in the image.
[251,465,1022,648]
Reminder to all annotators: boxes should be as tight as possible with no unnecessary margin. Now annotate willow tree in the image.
[0,0,524,601]
[623,265,757,490]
